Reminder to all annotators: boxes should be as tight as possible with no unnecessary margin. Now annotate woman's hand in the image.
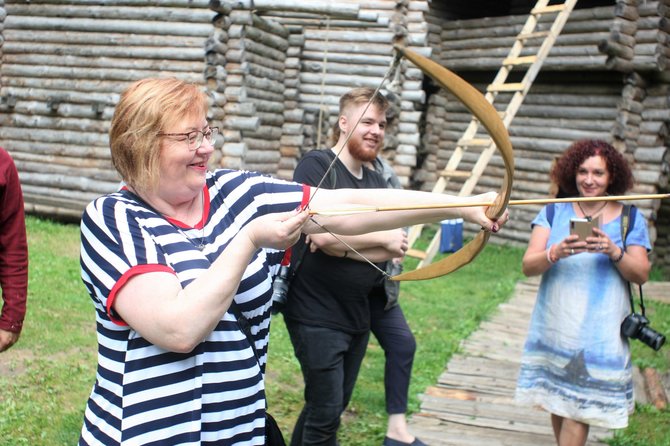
[587,227,617,258]
[461,192,510,233]
[548,234,588,261]
[244,208,310,250]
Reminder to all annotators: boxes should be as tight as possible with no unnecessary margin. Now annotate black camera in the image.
[270,265,291,314]
[621,313,666,351]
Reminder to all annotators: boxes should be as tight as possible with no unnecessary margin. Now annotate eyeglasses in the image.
[158,127,219,151]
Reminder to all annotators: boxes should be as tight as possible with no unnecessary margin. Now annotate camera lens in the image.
[638,326,666,351]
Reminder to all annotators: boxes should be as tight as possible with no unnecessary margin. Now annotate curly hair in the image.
[551,139,634,197]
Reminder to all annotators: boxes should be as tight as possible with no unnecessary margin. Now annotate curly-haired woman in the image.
[515,139,651,446]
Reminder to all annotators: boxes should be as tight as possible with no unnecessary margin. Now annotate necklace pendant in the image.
[197,242,205,251]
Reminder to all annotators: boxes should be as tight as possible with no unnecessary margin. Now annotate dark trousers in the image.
[369,289,417,415]
[286,321,369,446]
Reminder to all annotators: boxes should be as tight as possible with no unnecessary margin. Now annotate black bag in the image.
[383,261,403,310]
[265,412,286,446]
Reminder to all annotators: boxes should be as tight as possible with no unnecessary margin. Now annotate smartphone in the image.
[570,218,595,241]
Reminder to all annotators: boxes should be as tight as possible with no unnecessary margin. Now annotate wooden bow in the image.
[390,46,514,281]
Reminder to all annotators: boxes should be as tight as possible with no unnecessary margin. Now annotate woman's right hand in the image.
[244,208,310,250]
[549,234,588,260]
[460,192,510,233]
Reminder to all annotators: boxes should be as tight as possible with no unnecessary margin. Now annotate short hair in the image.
[109,77,208,192]
[551,139,634,197]
[330,87,390,143]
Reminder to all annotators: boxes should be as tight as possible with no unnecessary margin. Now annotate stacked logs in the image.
[276,30,307,180]
[432,6,616,72]
[612,72,668,245]
[598,0,639,72]
[1,0,669,270]
[394,0,431,186]
[205,2,231,169]
[418,73,643,245]
[414,2,670,259]
[638,82,670,269]
[216,9,289,174]
[635,0,670,71]
[219,1,394,177]
[257,0,430,187]
[0,0,215,219]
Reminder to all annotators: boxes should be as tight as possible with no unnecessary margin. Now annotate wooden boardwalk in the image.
[407,277,613,446]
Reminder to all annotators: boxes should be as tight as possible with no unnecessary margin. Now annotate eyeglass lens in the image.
[190,128,218,150]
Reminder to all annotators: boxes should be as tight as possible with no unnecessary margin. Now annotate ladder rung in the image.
[441,169,472,178]
[457,137,491,147]
[518,31,551,40]
[503,55,537,66]
[405,248,427,260]
[531,5,566,15]
[487,82,525,92]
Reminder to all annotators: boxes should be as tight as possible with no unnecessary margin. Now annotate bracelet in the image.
[343,250,348,258]
[546,245,557,264]
[612,248,625,264]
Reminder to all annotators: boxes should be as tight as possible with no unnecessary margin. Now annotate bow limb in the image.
[391,46,514,281]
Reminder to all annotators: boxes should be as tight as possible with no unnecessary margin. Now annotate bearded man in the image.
[282,88,411,446]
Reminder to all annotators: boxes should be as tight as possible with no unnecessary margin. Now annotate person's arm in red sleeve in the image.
[0,148,28,352]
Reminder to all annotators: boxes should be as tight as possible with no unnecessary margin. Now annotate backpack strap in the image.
[620,204,645,315]
[620,204,637,246]
[546,202,555,226]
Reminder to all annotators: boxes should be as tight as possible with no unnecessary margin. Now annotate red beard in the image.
[348,136,381,162]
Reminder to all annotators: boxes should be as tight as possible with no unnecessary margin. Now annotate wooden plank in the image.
[409,415,554,446]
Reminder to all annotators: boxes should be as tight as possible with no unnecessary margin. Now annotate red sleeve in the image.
[0,148,28,333]
[280,184,311,266]
[107,264,176,326]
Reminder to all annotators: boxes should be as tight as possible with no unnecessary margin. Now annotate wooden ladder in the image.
[406,0,578,267]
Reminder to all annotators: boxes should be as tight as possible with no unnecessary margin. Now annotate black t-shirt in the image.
[283,150,387,334]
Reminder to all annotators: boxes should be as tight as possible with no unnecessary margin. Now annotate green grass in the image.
[1,217,668,445]
[0,217,96,446]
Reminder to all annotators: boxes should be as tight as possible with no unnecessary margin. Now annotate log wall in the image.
[0,0,668,271]
[258,0,431,187]
[0,0,216,219]
[422,0,670,273]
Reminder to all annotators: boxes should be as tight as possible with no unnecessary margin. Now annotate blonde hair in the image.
[109,77,208,192]
[329,87,389,145]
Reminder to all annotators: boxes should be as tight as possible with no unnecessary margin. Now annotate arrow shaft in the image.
[308,193,670,216]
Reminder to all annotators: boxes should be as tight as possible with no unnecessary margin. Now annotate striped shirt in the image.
[79,169,306,445]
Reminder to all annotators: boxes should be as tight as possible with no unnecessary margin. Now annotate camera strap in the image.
[621,205,646,316]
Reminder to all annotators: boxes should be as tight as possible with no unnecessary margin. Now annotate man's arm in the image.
[307,230,407,262]
[0,149,28,352]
